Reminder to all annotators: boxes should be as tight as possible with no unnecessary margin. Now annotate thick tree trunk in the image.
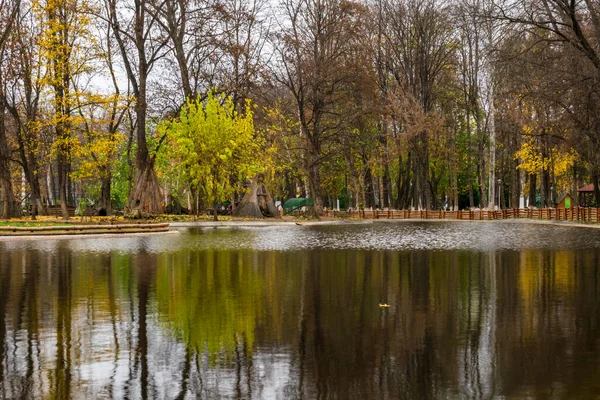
[98,171,112,215]
[129,159,163,215]
[528,173,537,207]
[307,150,323,216]
[189,187,199,215]
[234,174,280,218]
[110,0,163,216]
[0,99,15,219]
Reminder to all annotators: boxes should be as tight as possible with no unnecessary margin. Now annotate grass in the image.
[0,220,71,227]
[0,214,236,227]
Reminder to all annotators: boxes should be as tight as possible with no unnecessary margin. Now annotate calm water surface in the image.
[1,221,600,399]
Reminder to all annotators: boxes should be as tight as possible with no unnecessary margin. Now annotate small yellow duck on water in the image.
[378,303,391,308]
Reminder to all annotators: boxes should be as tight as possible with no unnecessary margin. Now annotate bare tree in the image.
[384,0,455,209]
[492,0,600,202]
[0,0,20,218]
[107,0,168,214]
[273,0,364,215]
[2,1,48,218]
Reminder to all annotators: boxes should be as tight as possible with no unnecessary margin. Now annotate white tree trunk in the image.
[487,77,496,209]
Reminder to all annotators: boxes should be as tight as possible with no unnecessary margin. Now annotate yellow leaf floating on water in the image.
[378,303,390,308]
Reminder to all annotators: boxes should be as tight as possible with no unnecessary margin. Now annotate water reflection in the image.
[1,225,600,398]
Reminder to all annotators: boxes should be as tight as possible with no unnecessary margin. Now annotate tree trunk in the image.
[593,171,600,206]
[127,83,163,215]
[234,174,280,218]
[572,163,578,206]
[58,153,69,220]
[213,202,218,221]
[541,167,550,208]
[421,133,430,210]
[98,171,112,215]
[129,159,163,215]
[478,138,487,208]
[364,154,376,209]
[26,164,45,220]
[395,155,403,209]
[307,149,323,216]
[382,164,391,208]
[109,0,163,216]
[528,173,537,207]
[285,173,296,201]
[0,97,15,219]
[511,150,520,208]
[467,108,475,209]
[487,62,496,210]
[411,143,420,210]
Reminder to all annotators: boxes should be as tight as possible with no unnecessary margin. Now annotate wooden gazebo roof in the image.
[578,183,595,192]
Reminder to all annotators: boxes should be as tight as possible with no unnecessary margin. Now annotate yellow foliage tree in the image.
[35,0,98,219]
[165,92,263,220]
[515,132,578,197]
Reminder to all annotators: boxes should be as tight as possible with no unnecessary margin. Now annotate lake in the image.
[1,221,600,399]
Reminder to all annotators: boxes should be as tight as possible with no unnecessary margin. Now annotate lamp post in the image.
[550,184,554,207]
[497,178,502,209]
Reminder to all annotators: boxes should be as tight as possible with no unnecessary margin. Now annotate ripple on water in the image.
[170,221,600,253]
[2,221,600,254]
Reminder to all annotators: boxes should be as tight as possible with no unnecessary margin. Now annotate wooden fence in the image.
[322,208,600,223]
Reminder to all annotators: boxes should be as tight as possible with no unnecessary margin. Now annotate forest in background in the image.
[0,0,599,218]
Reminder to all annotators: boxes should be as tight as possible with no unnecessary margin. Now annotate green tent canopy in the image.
[283,198,313,214]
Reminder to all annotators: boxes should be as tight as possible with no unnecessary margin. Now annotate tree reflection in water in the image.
[1,226,600,398]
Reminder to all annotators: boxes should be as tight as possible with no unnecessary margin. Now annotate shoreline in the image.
[0,229,180,241]
[169,219,372,227]
[1,217,599,240]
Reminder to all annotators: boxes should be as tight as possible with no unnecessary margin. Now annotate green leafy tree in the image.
[165,92,262,220]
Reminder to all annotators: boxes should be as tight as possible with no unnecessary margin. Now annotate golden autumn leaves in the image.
[161,92,263,209]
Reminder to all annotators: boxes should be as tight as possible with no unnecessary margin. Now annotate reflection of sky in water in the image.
[2,221,600,254]
[2,223,600,398]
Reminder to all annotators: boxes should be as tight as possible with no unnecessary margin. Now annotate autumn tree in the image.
[492,0,600,203]
[72,93,127,215]
[2,0,49,218]
[0,0,20,218]
[37,0,98,219]
[165,92,262,220]
[273,0,365,215]
[383,0,455,209]
[107,0,168,214]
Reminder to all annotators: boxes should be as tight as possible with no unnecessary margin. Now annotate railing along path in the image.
[322,208,600,223]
